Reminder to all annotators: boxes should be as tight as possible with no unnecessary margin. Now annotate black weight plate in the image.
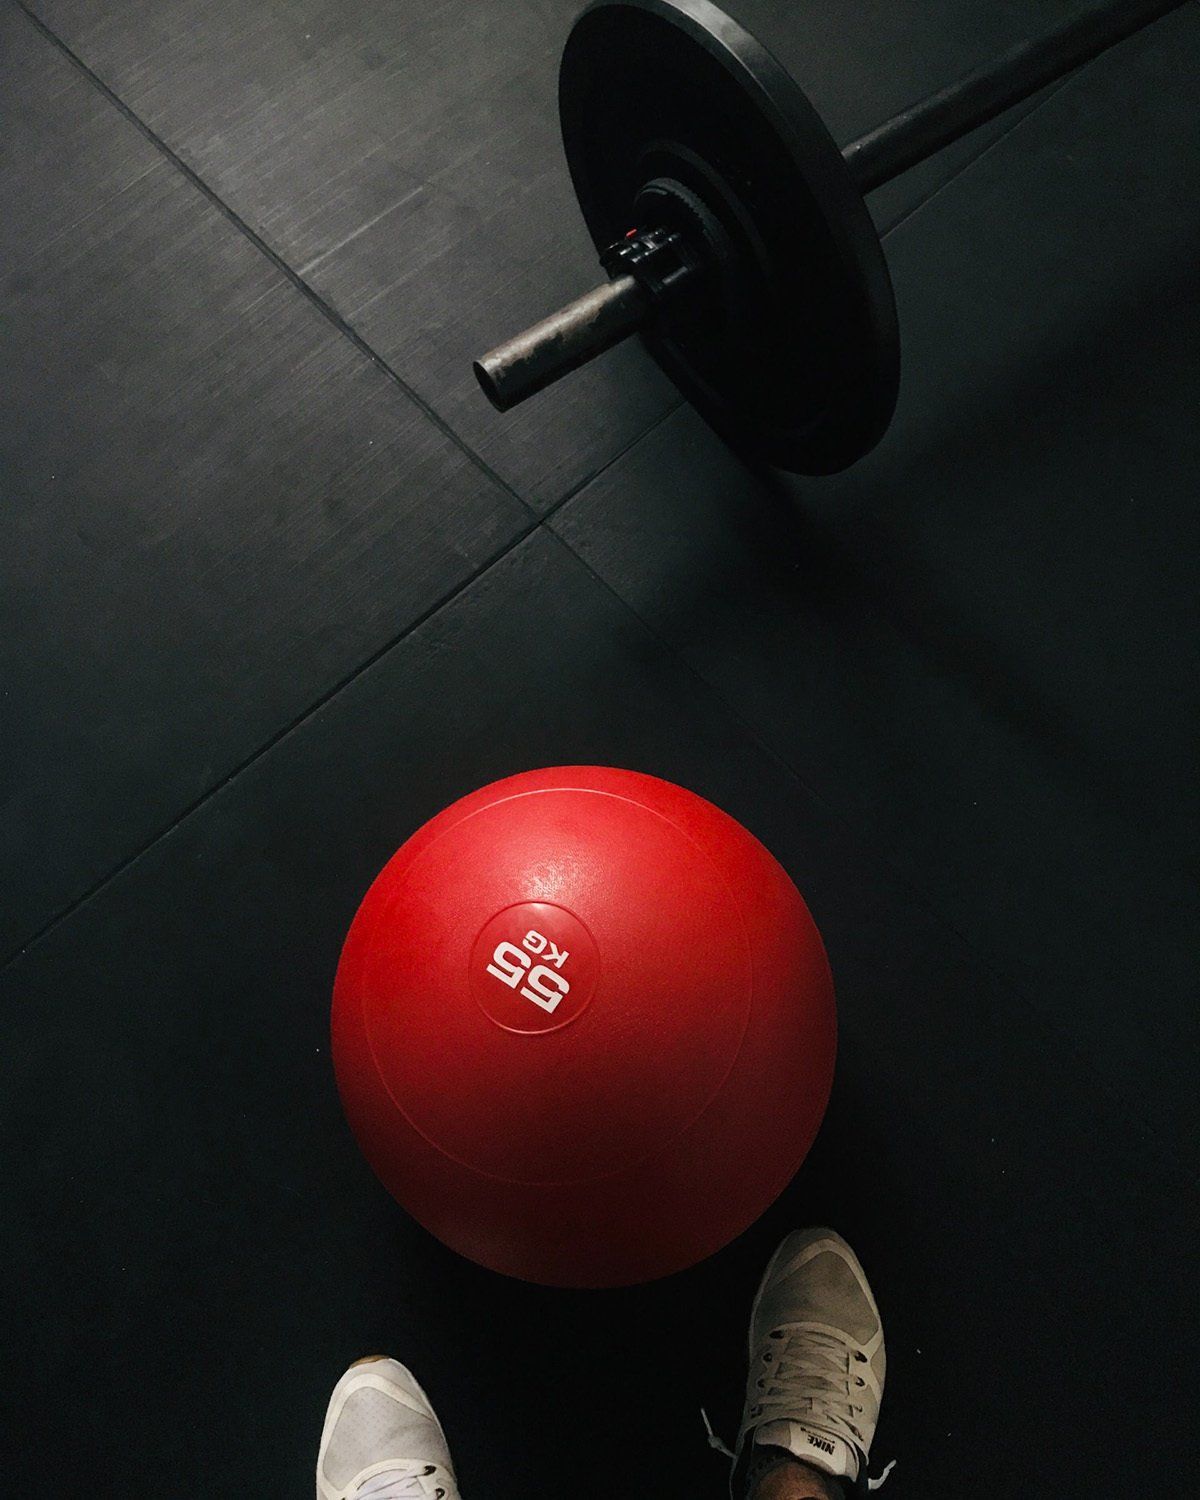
[559,0,900,475]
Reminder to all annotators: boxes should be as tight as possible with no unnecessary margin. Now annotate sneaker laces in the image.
[701,1323,896,1492]
[758,1324,872,1444]
[700,1407,737,1461]
[351,1465,447,1499]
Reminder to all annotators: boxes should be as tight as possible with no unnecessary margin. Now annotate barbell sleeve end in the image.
[474,273,652,413]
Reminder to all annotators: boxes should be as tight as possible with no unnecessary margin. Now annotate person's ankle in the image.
[748,1446,845,1500]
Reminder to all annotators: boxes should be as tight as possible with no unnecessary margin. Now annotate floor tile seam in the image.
[0,397,681,970]
[874,70,1082,241]
[0,515,537,971]
[10,0,534,520]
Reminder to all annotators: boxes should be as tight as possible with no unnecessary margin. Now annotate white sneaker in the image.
[732,1229,889,1494]
[316,1356,461,1500]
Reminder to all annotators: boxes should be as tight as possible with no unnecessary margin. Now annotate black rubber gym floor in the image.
[2,1,1196,1493]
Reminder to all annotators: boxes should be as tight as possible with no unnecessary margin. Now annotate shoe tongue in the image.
[756,1420,859,1481]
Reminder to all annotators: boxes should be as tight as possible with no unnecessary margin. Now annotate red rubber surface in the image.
[332,766,835,1286]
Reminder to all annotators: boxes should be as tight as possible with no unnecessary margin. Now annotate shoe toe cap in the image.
[319,1359,454,1498]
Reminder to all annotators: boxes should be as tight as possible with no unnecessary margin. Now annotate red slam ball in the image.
[332,766,835,1287]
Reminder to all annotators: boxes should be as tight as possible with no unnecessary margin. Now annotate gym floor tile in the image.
[20,0,678,507]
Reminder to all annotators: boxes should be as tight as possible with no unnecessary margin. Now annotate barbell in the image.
[474,0,1188,474]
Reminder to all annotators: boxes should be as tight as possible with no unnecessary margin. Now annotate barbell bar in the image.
[474,0,1189,473]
